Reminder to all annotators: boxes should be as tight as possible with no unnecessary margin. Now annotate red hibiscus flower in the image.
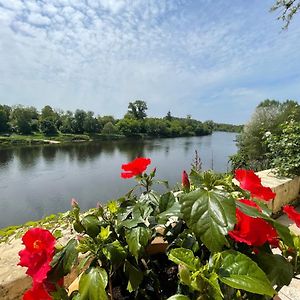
[182,170,190,190]
[18,228,56,283]
[121,157,151,179]
[229,199,278,247]
[283,205,300,228]
[23,283,52,300]
[235,169,276,201]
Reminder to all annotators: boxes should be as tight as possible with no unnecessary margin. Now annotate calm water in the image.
[0,132,237,228]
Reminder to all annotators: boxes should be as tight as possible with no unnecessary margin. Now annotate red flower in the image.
[23,283,52,300]
[121,157,151,179]
[18,228,56,283]
[228,199,278,247]
[182,170,190,190]
[235,169,276,201]
[283,205,300,228]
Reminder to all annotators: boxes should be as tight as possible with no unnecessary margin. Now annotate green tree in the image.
[232,99,300,170]
[127,100,148,120]
[101,122,119,134]
[0,105,11,132]
[40,119,57,135]
[266,120,300,176]
[271,0,300,28]
[83,111,99,133]
[74,109,87,134]
[116,118,141,136]
[10,106,38,134]
[59,111,75,133]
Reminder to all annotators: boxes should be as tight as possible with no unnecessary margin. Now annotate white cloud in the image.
[0,0,299,123]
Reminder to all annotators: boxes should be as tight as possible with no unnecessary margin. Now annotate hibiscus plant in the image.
[18,157,300,300]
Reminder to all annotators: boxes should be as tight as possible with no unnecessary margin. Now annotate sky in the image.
[0,0,299,124]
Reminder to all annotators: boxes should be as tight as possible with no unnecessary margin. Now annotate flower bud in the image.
[182,170,190,191]
[71,198,79,208]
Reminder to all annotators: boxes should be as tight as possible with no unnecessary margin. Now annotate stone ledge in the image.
[255,169,300,213]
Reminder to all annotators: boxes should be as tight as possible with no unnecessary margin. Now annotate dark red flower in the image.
[121,157,151,179]
[18,228,56,283]
[235,169,276,201]
[283,205,300,228]
[228,199,278,247]
[182,170,190,190]
[23,283,52,300]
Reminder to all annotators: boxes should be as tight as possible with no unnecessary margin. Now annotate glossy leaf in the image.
[49,239,78,279]
[168,248,200,271]
[218,250,275,296]
[81,215,100,238]
[103,240,127,265]
[166,295,190,300]
[126,226,151,259]
[180,189,236,252]
[78,267,108,300]
[124,261,143,292]
[255,252,293,288]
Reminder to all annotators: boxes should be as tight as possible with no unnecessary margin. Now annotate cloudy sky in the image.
[0,0,299,124]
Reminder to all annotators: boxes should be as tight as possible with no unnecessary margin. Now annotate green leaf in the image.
[78,267,108,300]
[166,295,190,300]
[49,239,78,279]
[81,215,100,238]
[126,226,151,259]
[157,201,182,223]
[103,240,127,265]
[139,190,160,206]
[168,248,200,271]
[255,252,293,288]
[201,272,223,300]
[124,261,143,292]
[271,220,294,248]
[218,250,275,296]
[159,192,176,212]
[180,189,236,252]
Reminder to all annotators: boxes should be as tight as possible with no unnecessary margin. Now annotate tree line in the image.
[0,100,241,138]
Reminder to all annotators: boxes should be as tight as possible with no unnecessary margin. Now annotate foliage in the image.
[231,99,300,171]
[0,103,239,143]
[271,0,300,28]
[127,100,148,120]
[265,120,300,177]
[16,158,300,299]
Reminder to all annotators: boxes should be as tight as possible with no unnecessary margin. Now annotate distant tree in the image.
[10,106,38,134]
[116,118,141,136]
[73,109,87,134]
[271,0,300,28]
[101,122,119,135]
[0,105,11,132]
[127,100,148,120]
[39,105,58,134]
[98,115,116,129]
[83,111,99,133]
[40,119,57,135]
[165,111,173,121]
[59,111,75,133]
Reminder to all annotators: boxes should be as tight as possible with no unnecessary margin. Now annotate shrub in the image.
[266,120,300,177]
[17,159,300,299]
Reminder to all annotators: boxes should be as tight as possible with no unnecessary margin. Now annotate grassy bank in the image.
[0,133,127,148]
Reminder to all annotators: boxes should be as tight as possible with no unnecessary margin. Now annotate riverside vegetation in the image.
[230,99,300,177]
[11,157,300,300]
[0,100,242,147]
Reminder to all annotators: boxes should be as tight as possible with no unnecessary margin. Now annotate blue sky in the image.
[0,0,299,124]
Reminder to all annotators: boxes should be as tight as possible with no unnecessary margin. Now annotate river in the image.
[0,132,237,228]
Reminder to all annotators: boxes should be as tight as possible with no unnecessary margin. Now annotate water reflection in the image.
[0,132,237,227]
